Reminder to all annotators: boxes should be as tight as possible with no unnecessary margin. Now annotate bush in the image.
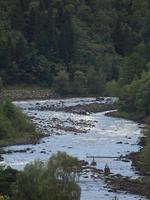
[105,80,120,96]
[72,71,87,95]
[0,101,36,142]
[139,127,150,173]
[54,70,71,95]
[0,166,18,196]
[12,152,81,200]
[135,72,150,115]
[119,71,150,116]
[0,78,3,91]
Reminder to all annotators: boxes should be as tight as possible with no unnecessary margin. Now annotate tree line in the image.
[0,0,149,106]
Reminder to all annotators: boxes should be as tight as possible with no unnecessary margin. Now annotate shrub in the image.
[0,78,3,91]
[139,127,150,173]
[72,71,87,95]
[54,70,71,95]
[0,101,36,141]
[11,152,81,200]
[0,166,18,196]
[105,80,120,96]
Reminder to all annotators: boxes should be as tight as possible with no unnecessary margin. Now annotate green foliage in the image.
[119,71,150,116]
[105,80,120,96]
[119,54,146,85]
[135,72,150,115]
[0,101,36,143]
[119,80,141,113]
[0,0,149,98]
[72,71,87,95]
[139,127,150,172]
[54,70,71,95]
[86,68,106,95]
[12,152,81,200]
[0,78,3,91]
[0,166,18,196]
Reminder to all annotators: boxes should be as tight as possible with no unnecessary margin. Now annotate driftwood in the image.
[86,155,125,159]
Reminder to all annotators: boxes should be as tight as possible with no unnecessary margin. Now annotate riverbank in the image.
[0,101,44,150]
[0,128,44,162]
[106,111,150,125]
[33,101,118,115]
[106,174,150,199]
[0,132,44,148]
[105,110,150,198]
[0,98,117,155]
[0,89,59,101]
[0,88,106,101]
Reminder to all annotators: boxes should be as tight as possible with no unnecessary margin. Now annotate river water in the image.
[0,98,147,200]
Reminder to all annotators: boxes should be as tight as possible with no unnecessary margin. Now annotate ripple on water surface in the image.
[1,98,147,200]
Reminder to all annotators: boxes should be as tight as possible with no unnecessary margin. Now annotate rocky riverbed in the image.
[0,97,148,200]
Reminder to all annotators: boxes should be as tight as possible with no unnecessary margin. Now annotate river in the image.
[0,98,148,200]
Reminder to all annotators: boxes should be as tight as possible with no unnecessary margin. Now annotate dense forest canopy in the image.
[0,0,150,96]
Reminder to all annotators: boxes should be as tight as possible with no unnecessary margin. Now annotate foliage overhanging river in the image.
[0,98,148,200]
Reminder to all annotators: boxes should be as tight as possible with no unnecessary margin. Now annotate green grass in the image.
[138,126,150,173]
[108,110,150,174]
[108,111,148,123]
[0,101,41,146]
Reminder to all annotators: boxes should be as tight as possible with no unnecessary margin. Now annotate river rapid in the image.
[0,98,148,200]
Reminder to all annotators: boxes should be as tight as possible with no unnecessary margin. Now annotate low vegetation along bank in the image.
[129,126,150,175]
[107,111,150,175]
[0,101,42,147]
[104,112,150,198]
[0,88,58,101]
[105,78,150,199]
[0,152,81,200]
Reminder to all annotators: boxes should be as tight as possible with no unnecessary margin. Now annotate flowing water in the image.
[0,98,147,200]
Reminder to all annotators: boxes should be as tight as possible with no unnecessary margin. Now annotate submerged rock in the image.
[116,141,123,144]
[80,160,89,166]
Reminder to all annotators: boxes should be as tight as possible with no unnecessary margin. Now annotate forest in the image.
[0,0,149,98]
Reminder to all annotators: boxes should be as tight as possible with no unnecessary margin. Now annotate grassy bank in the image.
[107,110,150,172]
[136,126,150,174]
[106,111,150,125]
[0,101,42,147]
[106,110,150,198]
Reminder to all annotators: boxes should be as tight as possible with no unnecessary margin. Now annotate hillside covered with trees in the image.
[0,0,149,96]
